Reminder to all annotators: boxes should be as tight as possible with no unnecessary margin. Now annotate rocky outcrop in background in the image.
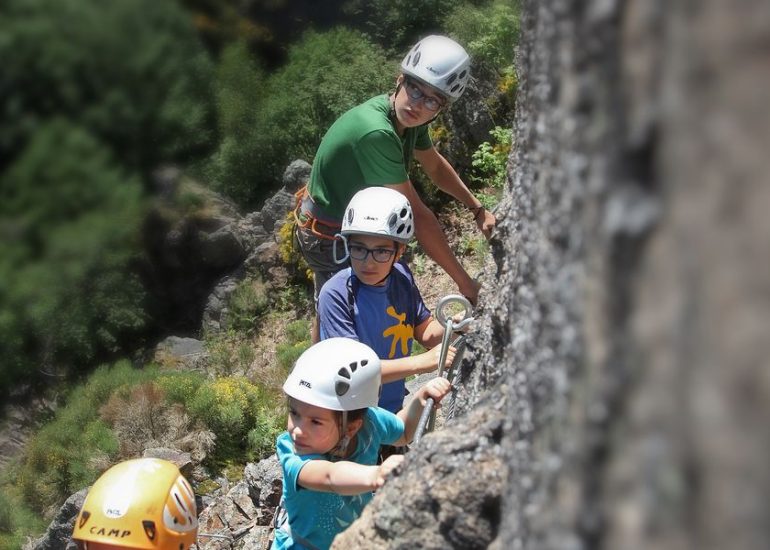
[335,0,770,548]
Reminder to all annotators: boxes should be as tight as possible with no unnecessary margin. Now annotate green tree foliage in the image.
[0,121,147,394]
[0,0,216,174]
[208,28,392,206]
[343,0,474,54]
[206,40,267,204]
[444,0,520,78]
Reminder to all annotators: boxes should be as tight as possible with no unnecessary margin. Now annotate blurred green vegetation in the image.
[0,121,148,393]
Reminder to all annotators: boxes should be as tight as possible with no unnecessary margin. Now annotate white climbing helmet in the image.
[283,338,381,411]
[341,187,414,244]
[400,35,471,102]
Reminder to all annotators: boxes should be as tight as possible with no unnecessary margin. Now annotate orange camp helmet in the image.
[72,458,197,550]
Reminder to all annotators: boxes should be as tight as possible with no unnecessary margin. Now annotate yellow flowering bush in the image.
[188,376,267,463]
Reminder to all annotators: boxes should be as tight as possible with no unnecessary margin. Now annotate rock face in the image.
[334,0,770,549]
[24,489,86,550]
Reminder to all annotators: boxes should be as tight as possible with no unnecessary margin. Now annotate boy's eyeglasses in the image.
[349,245,396,263]
[403,78,446,112]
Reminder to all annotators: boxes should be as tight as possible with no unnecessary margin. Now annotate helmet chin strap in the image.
[373,251,399,286]
[331,411,350,458]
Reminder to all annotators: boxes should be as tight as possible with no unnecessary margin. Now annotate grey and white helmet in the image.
[400,35,471,102]
[283,338,381,411]
[341,187,414,244]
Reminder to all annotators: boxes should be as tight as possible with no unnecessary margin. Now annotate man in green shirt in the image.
[294,35,496,341]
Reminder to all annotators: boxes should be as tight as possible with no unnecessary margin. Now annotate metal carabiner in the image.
[435,294,474,332]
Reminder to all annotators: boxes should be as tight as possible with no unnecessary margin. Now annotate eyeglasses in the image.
[349,244,396,263]
[403,78,446,112]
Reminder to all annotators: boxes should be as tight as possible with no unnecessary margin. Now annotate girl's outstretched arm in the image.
[297,455,404,495]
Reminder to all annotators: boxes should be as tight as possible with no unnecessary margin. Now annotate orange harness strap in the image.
[292,186,341,241]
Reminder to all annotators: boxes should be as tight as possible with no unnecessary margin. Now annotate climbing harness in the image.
[414,295,474,444]
[292,185,342,241]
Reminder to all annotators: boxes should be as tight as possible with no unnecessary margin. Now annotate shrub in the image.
[205,330,256,376]
[471,126,512,189]
[0,485,44,548]
[208,28,392,207]
[444,1,520,124]
[444,0,520,79]
[228,276,270,333]
[16,361,152,515]
[187,376,266,463]
[344,0,461,54]
[278,215,313,285]
[247,406,285,458]
[276,320,311,372]
[155,371,206,405]
[100,382,194,458]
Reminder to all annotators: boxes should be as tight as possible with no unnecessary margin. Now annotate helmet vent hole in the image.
[338,368,351,379]
[397,223,405,234]
[387,213,398,227]
[413,52,421,66]
[78,510,90,528]
[349,361,358,372]
[361,359,369,366]
[335,381,350,396]
[407,224,413,234]
[446,74,457,85]
[405,54,411,66]
[459,70,467,79]
[399,207,408,218]
[451,84,460,93]
[142,520,157,541]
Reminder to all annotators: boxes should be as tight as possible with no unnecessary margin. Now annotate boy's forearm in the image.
[382,357,421,383]
[417,319,444,348]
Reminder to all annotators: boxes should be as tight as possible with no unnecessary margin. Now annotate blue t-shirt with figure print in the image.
[318,262,431,413]
[272,407,404,550]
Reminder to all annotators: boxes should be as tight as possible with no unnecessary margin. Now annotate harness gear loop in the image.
[414,295,475,444]
[292,185,342,241]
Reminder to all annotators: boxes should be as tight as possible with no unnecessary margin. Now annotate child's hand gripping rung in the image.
[415,295,475,444]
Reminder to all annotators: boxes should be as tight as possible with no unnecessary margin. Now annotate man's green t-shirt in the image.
[307,94,433,220]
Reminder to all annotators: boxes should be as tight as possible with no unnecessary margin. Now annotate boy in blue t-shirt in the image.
[273,338,450,549]
[318,187,459,413]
